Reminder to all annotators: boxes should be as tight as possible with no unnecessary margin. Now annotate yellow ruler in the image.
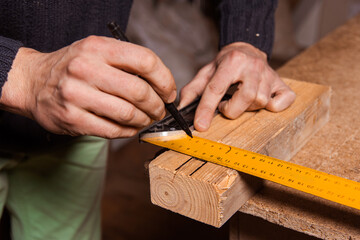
[142,132,360,211]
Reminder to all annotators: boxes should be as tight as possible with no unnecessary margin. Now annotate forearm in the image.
[0,36,23,97]
[218,0,277,57]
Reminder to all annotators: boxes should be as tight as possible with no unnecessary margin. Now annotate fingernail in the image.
[196,117,209,131]
[218,102,225,112]
[178,101,184,109]
[159,109,166,120]
[169,90,177,103]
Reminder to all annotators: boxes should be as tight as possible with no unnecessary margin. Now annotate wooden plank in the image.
[232,14,360,239]
[149,78,330,227]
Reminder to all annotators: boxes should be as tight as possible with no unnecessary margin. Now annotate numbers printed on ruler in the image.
[142,134,360,211]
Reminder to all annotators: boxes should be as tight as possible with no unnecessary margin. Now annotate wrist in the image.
[220,42,268,61]
[0,47,43,118]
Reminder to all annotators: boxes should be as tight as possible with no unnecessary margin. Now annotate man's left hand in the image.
[178,42,296,131]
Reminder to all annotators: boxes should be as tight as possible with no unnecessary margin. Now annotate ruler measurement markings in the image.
[143,135,360,210]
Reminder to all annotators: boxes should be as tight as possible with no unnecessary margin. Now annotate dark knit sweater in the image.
[0,0,276,151]
[218,0,276,55]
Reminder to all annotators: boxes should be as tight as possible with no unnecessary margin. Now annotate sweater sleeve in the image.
[0,36,23,97]
[218,0,277,57]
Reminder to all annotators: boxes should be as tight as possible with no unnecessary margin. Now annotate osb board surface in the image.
[238,15,360,239]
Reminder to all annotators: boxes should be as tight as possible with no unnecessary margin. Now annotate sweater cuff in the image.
[0,36,23,97]
[218,0,277,58]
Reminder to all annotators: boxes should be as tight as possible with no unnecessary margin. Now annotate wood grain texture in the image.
[233,15,360,240]
[149,78,330,227]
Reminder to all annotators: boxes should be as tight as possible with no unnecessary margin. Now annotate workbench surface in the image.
[238,14,360,239]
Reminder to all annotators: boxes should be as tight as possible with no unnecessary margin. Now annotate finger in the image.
[58,78,154,128]
[85,37,177,103]
[178,63,215,109]
[66,57,166,120]
[246,78,272,111]
[266,86,296,112]
[218,71,260,119]
[194,63,240,131]
[66,106,140,138]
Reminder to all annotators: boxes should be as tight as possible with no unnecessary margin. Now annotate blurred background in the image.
[2,0,360,239]
[104,0,360,240]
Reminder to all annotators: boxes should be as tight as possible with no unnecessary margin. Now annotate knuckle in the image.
[180,86,188,96]
[106,127,138,138]
[138,117,151,128]
[227,50,247,64]
[180,85,192,98]
[154,105,165,119]
[121,128,138,138]
[162,68,175,89]
[220,102,241,120]
[119,105,136,122]
[102,128,120,139]
[242,90,257,104]
[60,109,78,126]
[224,110,238,120]
[139,49,158,74]
[255,94,269,107]
[78,35,104,52]
[66,57,87,76]
[132,83,150,103]
[208,81,227,95]
[58,79,77,101]
[125,129,138,137]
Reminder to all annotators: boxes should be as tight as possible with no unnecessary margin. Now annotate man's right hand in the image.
[0,36,176,138]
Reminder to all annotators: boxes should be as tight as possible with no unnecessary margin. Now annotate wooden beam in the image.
[149,78,330,227]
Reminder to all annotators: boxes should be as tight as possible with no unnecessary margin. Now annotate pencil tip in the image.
[186,130,193,138]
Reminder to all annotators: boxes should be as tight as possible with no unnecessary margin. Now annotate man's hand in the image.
[179,42,296,132]
[1,36,176,138]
